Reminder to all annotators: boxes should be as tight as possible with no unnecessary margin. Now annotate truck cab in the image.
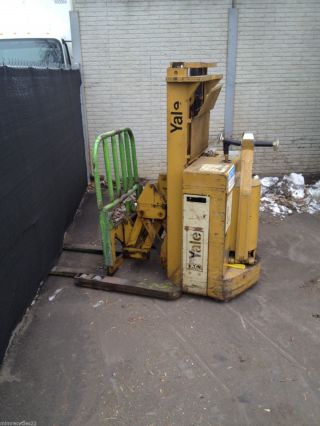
[0,36,71,68]
[0,0,72,68]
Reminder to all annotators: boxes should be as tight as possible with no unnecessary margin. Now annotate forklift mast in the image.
[166,62,223,285]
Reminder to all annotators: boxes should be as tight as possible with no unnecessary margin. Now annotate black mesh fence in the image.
[0,67,87,362]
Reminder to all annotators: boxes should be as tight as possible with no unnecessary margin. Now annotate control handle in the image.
[218,133,279,160]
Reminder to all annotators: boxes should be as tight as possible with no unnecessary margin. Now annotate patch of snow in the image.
[261,177,279,196]
[93,275,102,281]
[307,182,320,202]
[261,176,279,188]
[48,288,63,302]
[283,173,305,200]
[260,175,320,218]
[286,172,305,187]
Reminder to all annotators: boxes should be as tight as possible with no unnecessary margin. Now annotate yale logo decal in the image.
[170,101,183,133]
[186,229,204,271]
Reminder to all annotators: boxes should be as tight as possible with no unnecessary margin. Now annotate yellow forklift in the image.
[75,62,278,301]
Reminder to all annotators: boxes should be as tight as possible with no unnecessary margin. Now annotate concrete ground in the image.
[1,193,320,426]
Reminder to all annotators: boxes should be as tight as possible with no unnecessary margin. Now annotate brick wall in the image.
[73,0,320,178]
[73,0,228,177]
[234,0,320,175]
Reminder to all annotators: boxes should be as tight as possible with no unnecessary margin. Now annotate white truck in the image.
[0,0,73,67]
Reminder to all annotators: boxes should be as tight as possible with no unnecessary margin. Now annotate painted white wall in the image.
[73,0,228,178]
[73,0,320,177]
[233,0,320,175]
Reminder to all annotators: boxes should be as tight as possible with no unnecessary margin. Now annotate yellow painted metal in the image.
[166,81,196,284]
[166,62,222,285]
[105,182,167,263]
[225,263,246,270]
[210,262,261,301]
[157,174,167,202]
[126,216,144,247]
[170,61,218,69]
[137,183,166,220]
[115,224,124,244]
[140,219,162,251]
[167,74,223,83]
[122,215,161,259]
[122,221,133,246]
[160,233,167,269]
[182,151,261,301]
[235,133,255,263]
[183,154,232,291]
[190,83,222,160]
[228,180,261,255]
[106,228,123,275]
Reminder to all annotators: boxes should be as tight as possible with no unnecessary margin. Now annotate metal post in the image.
[224,6,238,139]
[235,133,254,263]
[124,132,133,189]
[69,10,90,183]
[118,133,128,192]
[111,135,121,197]
[102,138,114,201]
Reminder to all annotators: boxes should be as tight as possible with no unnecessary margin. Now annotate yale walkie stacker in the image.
[75,62,278,301]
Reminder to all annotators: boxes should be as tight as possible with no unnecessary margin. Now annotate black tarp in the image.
[0,67,87,362]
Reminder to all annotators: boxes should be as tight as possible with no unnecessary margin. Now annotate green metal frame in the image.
[92,128,141,269]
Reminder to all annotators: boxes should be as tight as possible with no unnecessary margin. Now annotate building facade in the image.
[73,0,320,178]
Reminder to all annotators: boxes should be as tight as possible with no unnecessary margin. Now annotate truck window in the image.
[0,38,64,67]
